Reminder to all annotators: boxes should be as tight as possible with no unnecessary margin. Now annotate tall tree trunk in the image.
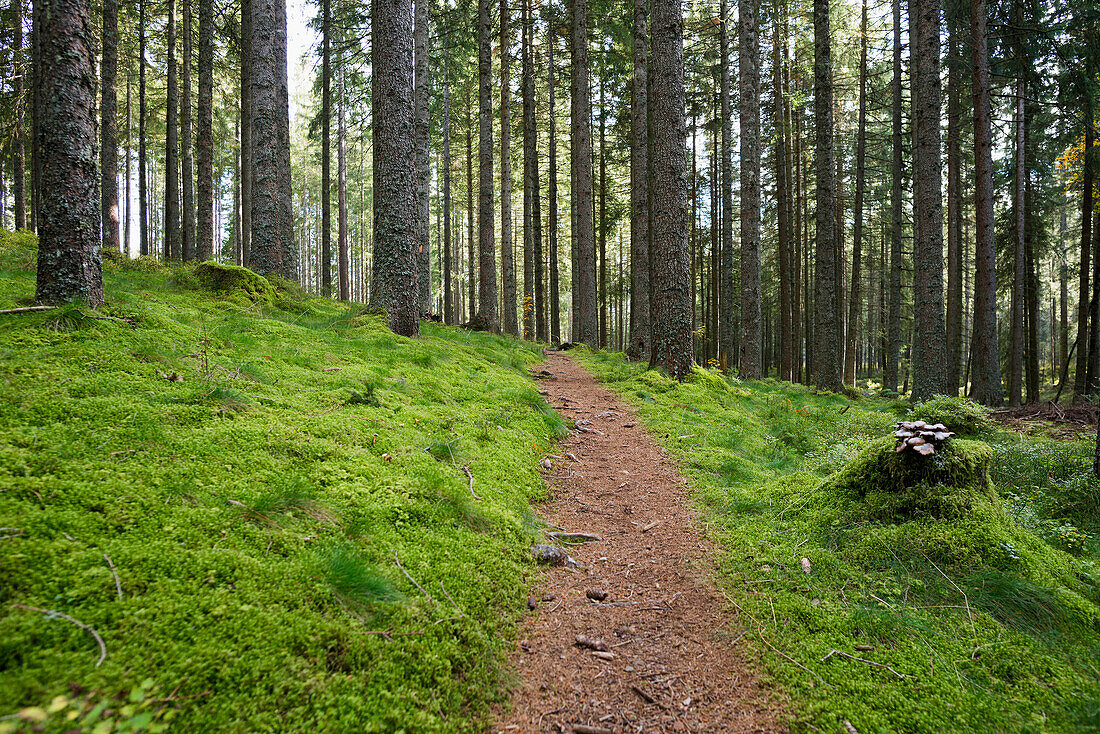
[548,24,562,344]
[477,0,498,330]
[370,0,418,335]
[101,0,119,254]
[466,83,476,321]
[139,0,149,256]
[321,0,332,295]
[33,0,103,305]
[239,0,252,265]
[11,0,25,230]
[908,0,947,401]
[598,80,607,347]
[945,17,963,393]
[249,0,296,279]
[845,0,867,387]
[884,0,903,392]
[773,3,790,380]
[338,63,349,300]
[649,0,691,377]
[739,0,761,377]
[717,0,735,370]
[626,0,649,361]
[571,0,597,345]
[812,0,841,390]
[1073,112,1092,401]
[165,0,180,261]
[500,0,517,334]
[125,69,131,254]
[1060,208,1069,374]
[181,0,195,261]
[196,0,213,259]
[1008,75,1025,405]
[522,0,543,341]
[415,0,431,310]
[443,52,453,324]
[968,0,1004,405]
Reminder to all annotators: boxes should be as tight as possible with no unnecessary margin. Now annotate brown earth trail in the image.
[495,354,782,733]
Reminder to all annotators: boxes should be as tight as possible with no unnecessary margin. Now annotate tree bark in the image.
[477,0,498,330]
[181,0,195,261]
[845,0,867,387]
[165,0,180,261]
[139,0,149,256]
[100,0,119,255]
[571,0,597,345]
[500,0,517,334]
[239,0,252,265]
[321,0,332,295]
[648,0,692,378]
[773,4,790,380]
[1073,112,1092,401]
[443,50,453,324]
[548,22,562,344]
[945,16,963,393]
[370,0,419,335]
[33,0,103,306]
[884,0,903,393]
[738,0,761,377]
[968,0,1004,405]
[415,0,431,310]
[248,0,296,279]
[338,62,349,300]
[908,0,948,401]
[626,0,649,361]
[196,0,214,259]
[11,0,25,230]
[522,0,543,341]
[812,0,841,391]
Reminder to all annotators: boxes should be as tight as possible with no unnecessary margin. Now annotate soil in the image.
[494,354,783,734]
[991,402,1097,439]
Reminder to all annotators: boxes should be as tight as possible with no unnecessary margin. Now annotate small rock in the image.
[624,665,635,673]
[592,651,616,660]
[575,634,608,651]
[542,458,553,469]
[527,596,539,610]
[800,557,812,574]
[586,588,608,602]
[541,593,556,602]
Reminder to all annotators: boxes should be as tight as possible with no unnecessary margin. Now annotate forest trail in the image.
[495,354,782,733]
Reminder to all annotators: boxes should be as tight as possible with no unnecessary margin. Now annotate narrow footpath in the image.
[495,353,782,733]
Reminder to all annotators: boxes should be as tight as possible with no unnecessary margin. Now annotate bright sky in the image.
[287,0,320,121]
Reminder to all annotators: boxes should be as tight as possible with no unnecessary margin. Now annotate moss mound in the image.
[192,261,272,303]
[820,436,996,522]
[909,395,993,436]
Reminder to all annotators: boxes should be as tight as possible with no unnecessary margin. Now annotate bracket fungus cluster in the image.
[894,420,955,456]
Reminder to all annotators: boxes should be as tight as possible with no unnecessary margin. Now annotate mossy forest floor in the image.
[1,229,1099,732]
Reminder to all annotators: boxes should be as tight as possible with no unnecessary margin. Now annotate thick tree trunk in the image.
[181,0,195,261]
[626,0,649,361]
[415,0,431,310]
[338,64,349,300]
[717,0,735,370]
[12,0,25,230]
[812,0,841,391]
[139,0,149,256]
[945,20,963,393]
[738,0,761,377]
[196,0,213,259]
[908,0,947,401]
[321,0,332,295]
[884,0,903,393]
[165,0,180,261]
[548,25,562,344]
[968,0,1004,406]
[598,82,607,347]
[773,7,790,381]
[239,0,252,265]
[370,0,418,336]
[477,0,498,330]
[100,0,119,254]
[845,0,867,387]
[571,0,597,345]
[500,0,517,335]
[33,0,103,306]
[249,0,296,279]
[648,0,691,378]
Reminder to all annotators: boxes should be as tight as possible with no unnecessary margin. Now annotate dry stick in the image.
[0,305,55,315]
[12,604,107,667]
[461,465,484,501]
[439,580,466,617]
[103,553,122,601]
[394,552,434,603]
[822,649,908,679]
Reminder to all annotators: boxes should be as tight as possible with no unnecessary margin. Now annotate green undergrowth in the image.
[0,232,565,732]
[579,348,1100,733]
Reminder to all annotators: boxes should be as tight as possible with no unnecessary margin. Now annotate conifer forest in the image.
[1,0,1100,727]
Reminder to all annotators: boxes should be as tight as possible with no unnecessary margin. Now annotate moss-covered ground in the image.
[0,232,567,733]
[579,349,1100,733]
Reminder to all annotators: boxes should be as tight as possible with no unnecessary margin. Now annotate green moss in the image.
[191,261,273,304]
[908,395,994,437]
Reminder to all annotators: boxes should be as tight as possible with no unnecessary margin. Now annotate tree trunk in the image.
[477,0,498,330]
[415,0,431,310]
[626,0,649,361]
[908,0,947,401]
[196,0,213,259]
[370,0,418,336]
[522,0,543,341]
[773,6,790,380]
[968,0,1004,405]
[716,0,735,370]
[548,23,562,344]
[500,0,517,334]
[443,51,453,324]
[321,0,332,295]
[884,0,903,393]
[239,0,252,265]
[738,0,761,377]
[181,0,195,261]
[845,0,867,387]
[12,0,25,230]
[812,0,841,391]
[139,0,149,256]
[1073,111,1092,401]
[945,17,963,393]
[466,83,476,321]
[33,0,103,306]
[648,0,691,378]
[100,0,119,254]
[338,63,349,300]
[249,0,296,279]
[125,68,131,254]
[165,0,180,261]
[598,81,607,347]
[571,0,597,345]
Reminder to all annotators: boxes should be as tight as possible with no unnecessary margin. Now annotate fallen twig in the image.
[394,552,434,603]
[12,604,107,667]
[103,554,122,601]
[440,580,466,617]
[0,305,55,315]
[461,465,484,501]
[822,649,907,679]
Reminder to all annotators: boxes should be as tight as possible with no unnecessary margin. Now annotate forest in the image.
[1,0,1099,727]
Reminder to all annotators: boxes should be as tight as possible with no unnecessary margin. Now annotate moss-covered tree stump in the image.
[192,262,273,303]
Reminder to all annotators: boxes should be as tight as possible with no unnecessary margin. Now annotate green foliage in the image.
[0,246,557,732]
[908,395,994,437]
[579,351,1100,734]
[190,262,273,304]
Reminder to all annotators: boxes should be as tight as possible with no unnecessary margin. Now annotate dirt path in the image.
[495,354,782,734]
